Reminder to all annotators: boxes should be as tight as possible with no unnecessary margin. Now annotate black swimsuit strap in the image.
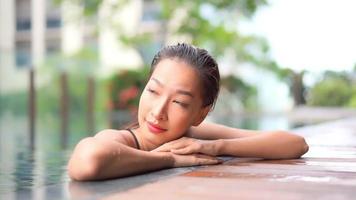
[126,129,140,150]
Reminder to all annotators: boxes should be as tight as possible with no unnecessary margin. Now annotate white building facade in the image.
[0,0,153,94]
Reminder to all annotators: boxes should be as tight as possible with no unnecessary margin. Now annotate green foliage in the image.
[0,72,106,123]
[153,0,288,108]
[107,67,150,111]
[0,92,27,115]
[221,75,257,109]
[307,71,356,107]
[43,47,98,75]
[348,95,356,107]
[35,45,101,115]
[0,45,107,136]
[308,78,350,106]
[160,0,270,62]
[36,71,108,134]
[53,0,286,110]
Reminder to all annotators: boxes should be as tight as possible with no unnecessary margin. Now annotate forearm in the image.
[68,137,172,181]
[217,131,309,159]
[96,143,172,179]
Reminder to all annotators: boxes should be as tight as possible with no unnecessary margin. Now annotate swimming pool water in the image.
[0,110,308,199]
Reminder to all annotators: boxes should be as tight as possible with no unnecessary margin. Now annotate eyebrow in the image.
[151,77,194,98]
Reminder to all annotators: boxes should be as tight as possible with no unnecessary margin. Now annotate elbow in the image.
[68,161,99,182]
[67,137,104,181]
[273,131,309,159]
[288,134,309,159]
[298,137,309,157]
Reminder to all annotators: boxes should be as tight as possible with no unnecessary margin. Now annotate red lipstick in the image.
[146,121,167,134]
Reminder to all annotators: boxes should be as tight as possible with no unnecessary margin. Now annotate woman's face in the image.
[137,58,209,146]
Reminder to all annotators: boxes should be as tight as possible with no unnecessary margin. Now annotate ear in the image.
[192,105,211,126]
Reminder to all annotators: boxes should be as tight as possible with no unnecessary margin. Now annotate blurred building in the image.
[0,0,162,94]
[1,0,58,93]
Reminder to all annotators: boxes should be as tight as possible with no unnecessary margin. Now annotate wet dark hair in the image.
[150,43,220,108]
[123,43,220,129]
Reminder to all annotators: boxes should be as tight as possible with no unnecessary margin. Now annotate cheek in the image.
[170,104,203,130]
[138,92,150,119]
[169,112,195,140]
[168,107,194,129]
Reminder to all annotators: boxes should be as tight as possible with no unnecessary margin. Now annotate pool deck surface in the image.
[12,117,356,199]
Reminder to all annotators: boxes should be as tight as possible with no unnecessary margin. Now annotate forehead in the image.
[151,58,201,92]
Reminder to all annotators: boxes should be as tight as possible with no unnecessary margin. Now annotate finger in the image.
[153,139,191,152]
[168,137,191,148]
[151,142,171,152]
[194,154,224,164]
[195,156,222,165]
[194,153,215,159]
[165,137,188,146]
[151,141,186,152]
[171,147,194,155]
[203,159,221,165]
[151,144,170,152]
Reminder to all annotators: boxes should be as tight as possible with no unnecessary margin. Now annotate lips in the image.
[146,121,167,134]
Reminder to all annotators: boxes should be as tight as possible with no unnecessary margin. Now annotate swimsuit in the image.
[126,129,140,150]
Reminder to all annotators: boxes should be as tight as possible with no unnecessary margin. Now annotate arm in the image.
[197,122,309,158]
[68,136,171,181]
[67,130,220,181]
[187,122,262,139]
[217,131,309,159]
[155,122,309,159]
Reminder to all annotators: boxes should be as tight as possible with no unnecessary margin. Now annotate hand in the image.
[165,152,222,167]
[152,137,222,156]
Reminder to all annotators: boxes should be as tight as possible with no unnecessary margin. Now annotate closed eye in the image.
[173,100,188,108]
[147,88,157,94]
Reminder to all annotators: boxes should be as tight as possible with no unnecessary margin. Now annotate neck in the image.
[134,127,161,151]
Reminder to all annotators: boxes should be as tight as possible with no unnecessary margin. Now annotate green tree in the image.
[55,0,297,109]
[307,70,356,107]
[221,75,257,109]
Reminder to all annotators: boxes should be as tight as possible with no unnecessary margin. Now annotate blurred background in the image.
[1,0,356,198]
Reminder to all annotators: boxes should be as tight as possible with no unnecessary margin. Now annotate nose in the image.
[151,98,168,121]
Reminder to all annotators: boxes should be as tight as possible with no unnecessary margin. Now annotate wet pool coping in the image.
[9,117,356,199]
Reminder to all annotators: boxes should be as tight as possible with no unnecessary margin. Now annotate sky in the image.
[240,0,356,73]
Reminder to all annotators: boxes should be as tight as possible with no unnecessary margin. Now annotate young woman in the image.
[68,43,309,181]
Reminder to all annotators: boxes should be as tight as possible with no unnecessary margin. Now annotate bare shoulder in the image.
[94,129,136,148]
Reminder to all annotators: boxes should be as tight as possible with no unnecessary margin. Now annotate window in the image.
[16,0,32,31]
[16,41,31,68]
